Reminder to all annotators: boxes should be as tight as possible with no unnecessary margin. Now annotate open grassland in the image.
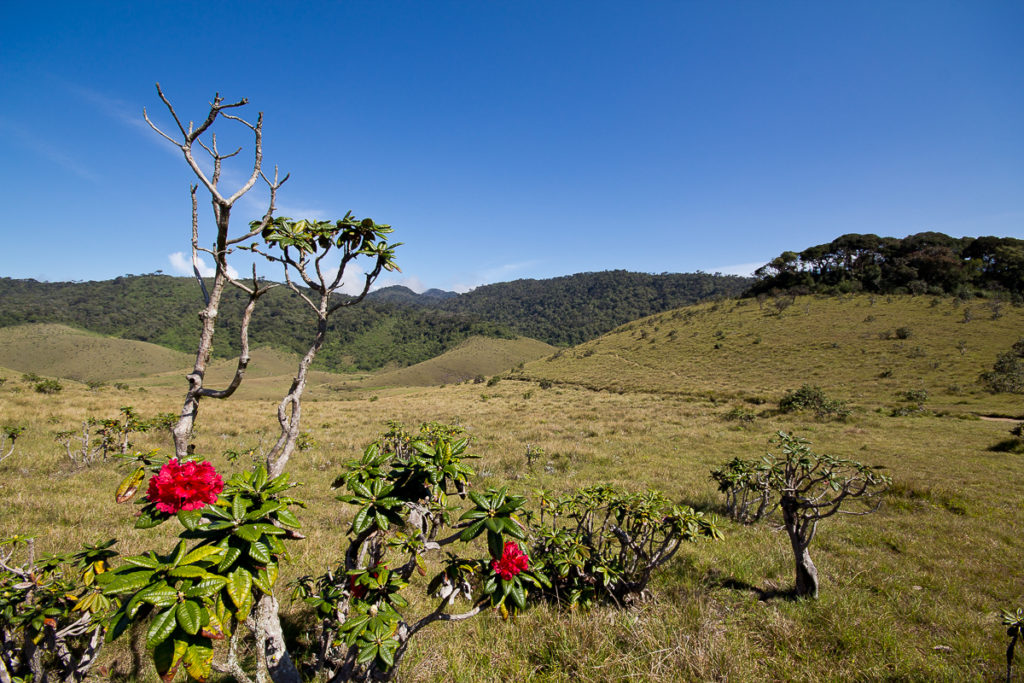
[0,324,192,382]
[349,336,554,388]
[1,295,1022,681]
[515,293,1024,417]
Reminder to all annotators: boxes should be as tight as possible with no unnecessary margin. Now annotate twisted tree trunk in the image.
[782,504,819,598]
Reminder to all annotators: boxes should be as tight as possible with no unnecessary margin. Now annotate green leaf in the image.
[120,554,161,569]
[176,600,202,635]
[252,464,268,491]
[183,638,214,681]
[459,518,485,542]
[234,524,262,542]
[357,643,379,665]
[217,546,242,573]
[231,495,247,522]
[276,508,301,528]
[509,582,526,609]
[248,541,271,564]
[135,506,170,529]
[138,585,179,609]
[252,568,273,595]
[180,545,222,566]
[147,606,178,648]
[226,569,253,610]
[169,540,188,569]
[244,501,283,521]
[352,506,371,534]
[105,611,131,643]
[104,570,155,595]
[168,565,209,579]
[487,530,504,560]
[176,509,202,531]
[183,578,227,599]
[153,636,187,681]
[378,639,396,668]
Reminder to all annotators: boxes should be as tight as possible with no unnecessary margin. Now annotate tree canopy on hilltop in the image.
[748,233,1024,297]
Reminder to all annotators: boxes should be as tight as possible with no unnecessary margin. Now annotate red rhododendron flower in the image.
[146,458,224,514]
[491,541,529,580]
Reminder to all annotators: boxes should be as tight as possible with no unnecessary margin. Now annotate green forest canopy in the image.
[749,233,1024,297]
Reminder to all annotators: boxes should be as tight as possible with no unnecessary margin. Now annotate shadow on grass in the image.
[706,570,798,602]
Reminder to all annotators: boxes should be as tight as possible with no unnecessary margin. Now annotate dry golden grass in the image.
[0,324,192,382]
[350,336,554,388]
[1,295,1023,681]
[516,293,1024,417]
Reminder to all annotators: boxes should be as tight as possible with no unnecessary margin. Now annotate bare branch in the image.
[190,185,211,305]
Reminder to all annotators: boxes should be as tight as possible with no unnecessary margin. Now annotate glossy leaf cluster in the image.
[102,461,302,681]
[531,485,721,608]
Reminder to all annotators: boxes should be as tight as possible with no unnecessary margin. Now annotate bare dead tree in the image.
[144,88,398,683]
[144,83,288,459]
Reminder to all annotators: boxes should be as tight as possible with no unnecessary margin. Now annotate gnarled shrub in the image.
[778,384,850,421]
[530,485,721,608]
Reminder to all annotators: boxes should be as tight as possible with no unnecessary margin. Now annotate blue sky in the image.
[2,1,1022,292]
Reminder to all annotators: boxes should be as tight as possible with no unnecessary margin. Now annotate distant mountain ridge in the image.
[0,270,750,369]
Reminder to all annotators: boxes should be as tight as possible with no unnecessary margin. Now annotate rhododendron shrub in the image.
[146,458,224,513]
[491,541,529,580]
[101,456,304,681]
[530,485,722,608]
[291,422,550,681]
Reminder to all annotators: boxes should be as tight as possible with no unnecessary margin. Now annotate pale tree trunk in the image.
[173,263,228,457]
[252,595,301,683]
[267,316,328,478]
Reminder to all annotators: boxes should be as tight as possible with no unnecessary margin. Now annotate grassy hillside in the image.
[436,270,752,345]
[2,294,1023,681]
[0,272,750,370]
[0,276,513,371]
[514,293,1024,416]
[351,336,554,388]
[0,324,192,382]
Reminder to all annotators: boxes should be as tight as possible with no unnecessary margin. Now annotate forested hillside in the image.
[436,270,752,345]
[0,276,512,371]
[749,232,1024,296]
[0,271,749,366]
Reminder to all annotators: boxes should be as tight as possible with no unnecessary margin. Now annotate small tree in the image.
[715,433,890,598]
[141,86,398,681]
[530,485,720,607]
[0,536,117,682]
[0,426,25,467]
[981,338,1024,394]
[768,432,889,597]
[709,457,774,523]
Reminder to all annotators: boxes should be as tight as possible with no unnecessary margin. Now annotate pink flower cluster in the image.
[491,541,529,580]
[146,458,224,514]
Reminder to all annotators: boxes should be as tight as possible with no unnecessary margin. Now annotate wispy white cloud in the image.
[65,84,153,136]
[169,251,239,279]
[0,117,100,182]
